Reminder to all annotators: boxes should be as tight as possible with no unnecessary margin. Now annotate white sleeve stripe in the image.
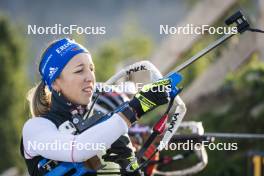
[71,136,76,163]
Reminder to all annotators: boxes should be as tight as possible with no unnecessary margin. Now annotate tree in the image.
[0,16,29,172]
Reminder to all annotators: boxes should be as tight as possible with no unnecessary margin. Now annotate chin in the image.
[82,97,92,105]
[79,93,93,105]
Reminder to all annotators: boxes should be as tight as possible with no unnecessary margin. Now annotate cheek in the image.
[70,78,83,91]
[62,76,82,93]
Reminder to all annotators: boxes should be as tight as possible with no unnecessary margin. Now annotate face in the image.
[52,53,95,105]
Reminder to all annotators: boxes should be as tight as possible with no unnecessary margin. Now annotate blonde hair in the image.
[27,39,60,117]
[27,81,51,117]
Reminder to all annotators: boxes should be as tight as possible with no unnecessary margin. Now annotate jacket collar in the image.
[47,90,88,122]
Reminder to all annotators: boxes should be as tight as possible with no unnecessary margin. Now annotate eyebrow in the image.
[74,63,95,68]
[75,63,84,68]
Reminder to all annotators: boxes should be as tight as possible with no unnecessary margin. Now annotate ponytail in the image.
[27,81,51,117]
[27,39,60,117]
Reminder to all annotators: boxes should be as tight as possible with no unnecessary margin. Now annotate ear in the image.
[51,79,61,92]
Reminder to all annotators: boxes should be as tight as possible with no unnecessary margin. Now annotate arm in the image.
[22,113,128,162]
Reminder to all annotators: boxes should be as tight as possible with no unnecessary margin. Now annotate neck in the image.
[47,90,88,121]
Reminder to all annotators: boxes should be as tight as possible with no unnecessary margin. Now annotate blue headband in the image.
[39,38,88,90]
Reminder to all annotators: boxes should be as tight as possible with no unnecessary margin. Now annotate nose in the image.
[84,69,94,83]
[84,75,92,83]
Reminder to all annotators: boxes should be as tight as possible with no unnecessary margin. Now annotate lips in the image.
[82,86,93,93]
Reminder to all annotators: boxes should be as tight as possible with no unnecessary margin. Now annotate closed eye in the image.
[74,69,83,73]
